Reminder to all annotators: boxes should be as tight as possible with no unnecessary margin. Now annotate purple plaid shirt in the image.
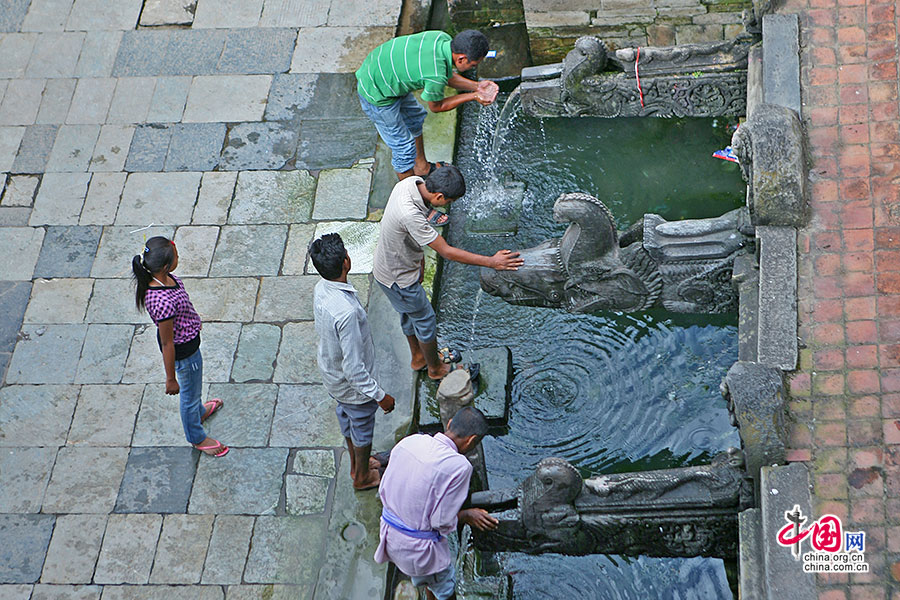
[144,275,202,344]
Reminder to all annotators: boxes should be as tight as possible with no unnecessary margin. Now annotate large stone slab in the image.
[193,0,263,28]
[0,0,30,31]
[285,474,330,515]
[0,227,43,280]
[209,225,287,277]
[117,172,201,226]
[217,28,296,74]
[312,166,371,220]
[0,33,34,78]
[106,79,154,124]
[68,384,143,445]
[0,78,43,126]
[150,514,215,584]
[11,124,58,173]
[75,30,123,78]
[201,515,254,584]
[140,0,196,26]
[0,447,57,513]
[172,226,219,277]
[266,73,365,122]
[269,385,344,447]
[85,279,148,324]
[93,513,162,585]
[148,76,191,122]
[116,447,199,513]
[761,14,800,116]
[189,448,288,515]
[0,385,78,447]
[290,449,336,478]
[66,0,143,30]
[756,227,797,370]
[31,585,102,600]
[33,225,102,278]
[125,124,172,172]
[312,222,379,274]
[180,277,259,322]
[42,447,129,513]
[219,122,298,171]
[1,175,37,208]
[229,170,315,224]
[26,32,84,78]
[29,172,91,225]
[74,323,132,384]
[260,0,325,27]
[296,118,377,169]
[0,514,55,584]
[290,26,394,73]
[132,385,189,446]
[231,324,282,382]
[112,30,171,77]
[281,223,318,275]
[196,321,242,383]
[35,78,76,125]
[101,586,224,600]
[91,225,175,278]
[6,324,87,384]
[0,281,32,353]
[244,515,327,584]
[24,278,93,324]
[165,123,225,172]
[159,29,227,76]
[224,585,310,599]
[255,276,317,321]
[89,124,134,172]
[65,80,115,125]
[183,75,272,123]
[193,172,236,225]
[273,322,321,384]
[40,515,107,584]
[204,383,278,446]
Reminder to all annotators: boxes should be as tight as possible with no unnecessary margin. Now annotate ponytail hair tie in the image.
[144,246,150,253]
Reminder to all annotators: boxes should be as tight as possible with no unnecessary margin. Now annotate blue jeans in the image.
[175,349,206,444]
[359,92,428,173]
[410,564,456,600]
[377,281,437,342]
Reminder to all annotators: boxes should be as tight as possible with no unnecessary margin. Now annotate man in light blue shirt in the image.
[311,233,395,490]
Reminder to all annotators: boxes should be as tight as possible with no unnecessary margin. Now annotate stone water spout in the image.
[479,192,754,313]
[520,35,754,118]
[469,448,753,558]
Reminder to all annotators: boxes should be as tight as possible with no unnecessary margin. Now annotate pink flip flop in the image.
[201,398,224,422]
[194,440,229,457]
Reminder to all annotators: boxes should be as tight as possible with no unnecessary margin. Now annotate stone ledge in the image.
[762,14,801,116]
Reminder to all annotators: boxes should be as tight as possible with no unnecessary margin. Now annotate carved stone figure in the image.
[520,36,752,118]
[470,450,753,558]
[479,192,754,314]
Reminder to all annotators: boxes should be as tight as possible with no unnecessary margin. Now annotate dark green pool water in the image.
[436,96,747,599]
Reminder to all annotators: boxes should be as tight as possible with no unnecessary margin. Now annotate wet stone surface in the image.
[220,122,298,171]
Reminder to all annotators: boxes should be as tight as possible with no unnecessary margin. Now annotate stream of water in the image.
[436,92,747,599]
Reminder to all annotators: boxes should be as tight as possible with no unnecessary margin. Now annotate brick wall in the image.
[524,0,752,63]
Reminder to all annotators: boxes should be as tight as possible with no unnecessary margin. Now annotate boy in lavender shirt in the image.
[375,407,498,599]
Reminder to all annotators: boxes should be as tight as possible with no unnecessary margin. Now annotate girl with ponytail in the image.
[132,236,229,457]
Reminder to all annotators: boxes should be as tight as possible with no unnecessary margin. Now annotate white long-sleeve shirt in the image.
[313,278,385,405]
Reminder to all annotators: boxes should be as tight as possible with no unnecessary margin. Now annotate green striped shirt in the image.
[356,31,453,106]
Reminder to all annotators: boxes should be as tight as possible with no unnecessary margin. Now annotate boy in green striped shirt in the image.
[357,29,498,223]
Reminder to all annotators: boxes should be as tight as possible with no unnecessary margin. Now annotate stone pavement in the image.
[782,0,900,595]
[0,1,448,598]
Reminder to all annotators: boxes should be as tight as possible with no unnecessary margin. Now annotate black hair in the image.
[447,406,489,438]
[425,164,466,200]
[450,29,490,62]
[132,236,176,310]
[309,233,348,281]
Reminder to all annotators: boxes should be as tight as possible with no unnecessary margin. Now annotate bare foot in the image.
[427,362,451,381]
[353,467,381,491]
[411,358,427,371]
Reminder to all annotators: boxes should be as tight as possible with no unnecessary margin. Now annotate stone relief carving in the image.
[520,36,752,118]
[479,192,754,314]
[471,449,752,558]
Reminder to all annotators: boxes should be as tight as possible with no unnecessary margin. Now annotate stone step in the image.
[738,508,765,600]
[756,226,797,370]
[758,463,816,600]
[762,14,801,116]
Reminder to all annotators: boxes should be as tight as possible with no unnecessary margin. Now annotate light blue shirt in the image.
[313,278,385,405]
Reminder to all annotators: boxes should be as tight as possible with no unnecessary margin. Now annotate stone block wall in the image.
[525,0,752,63]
